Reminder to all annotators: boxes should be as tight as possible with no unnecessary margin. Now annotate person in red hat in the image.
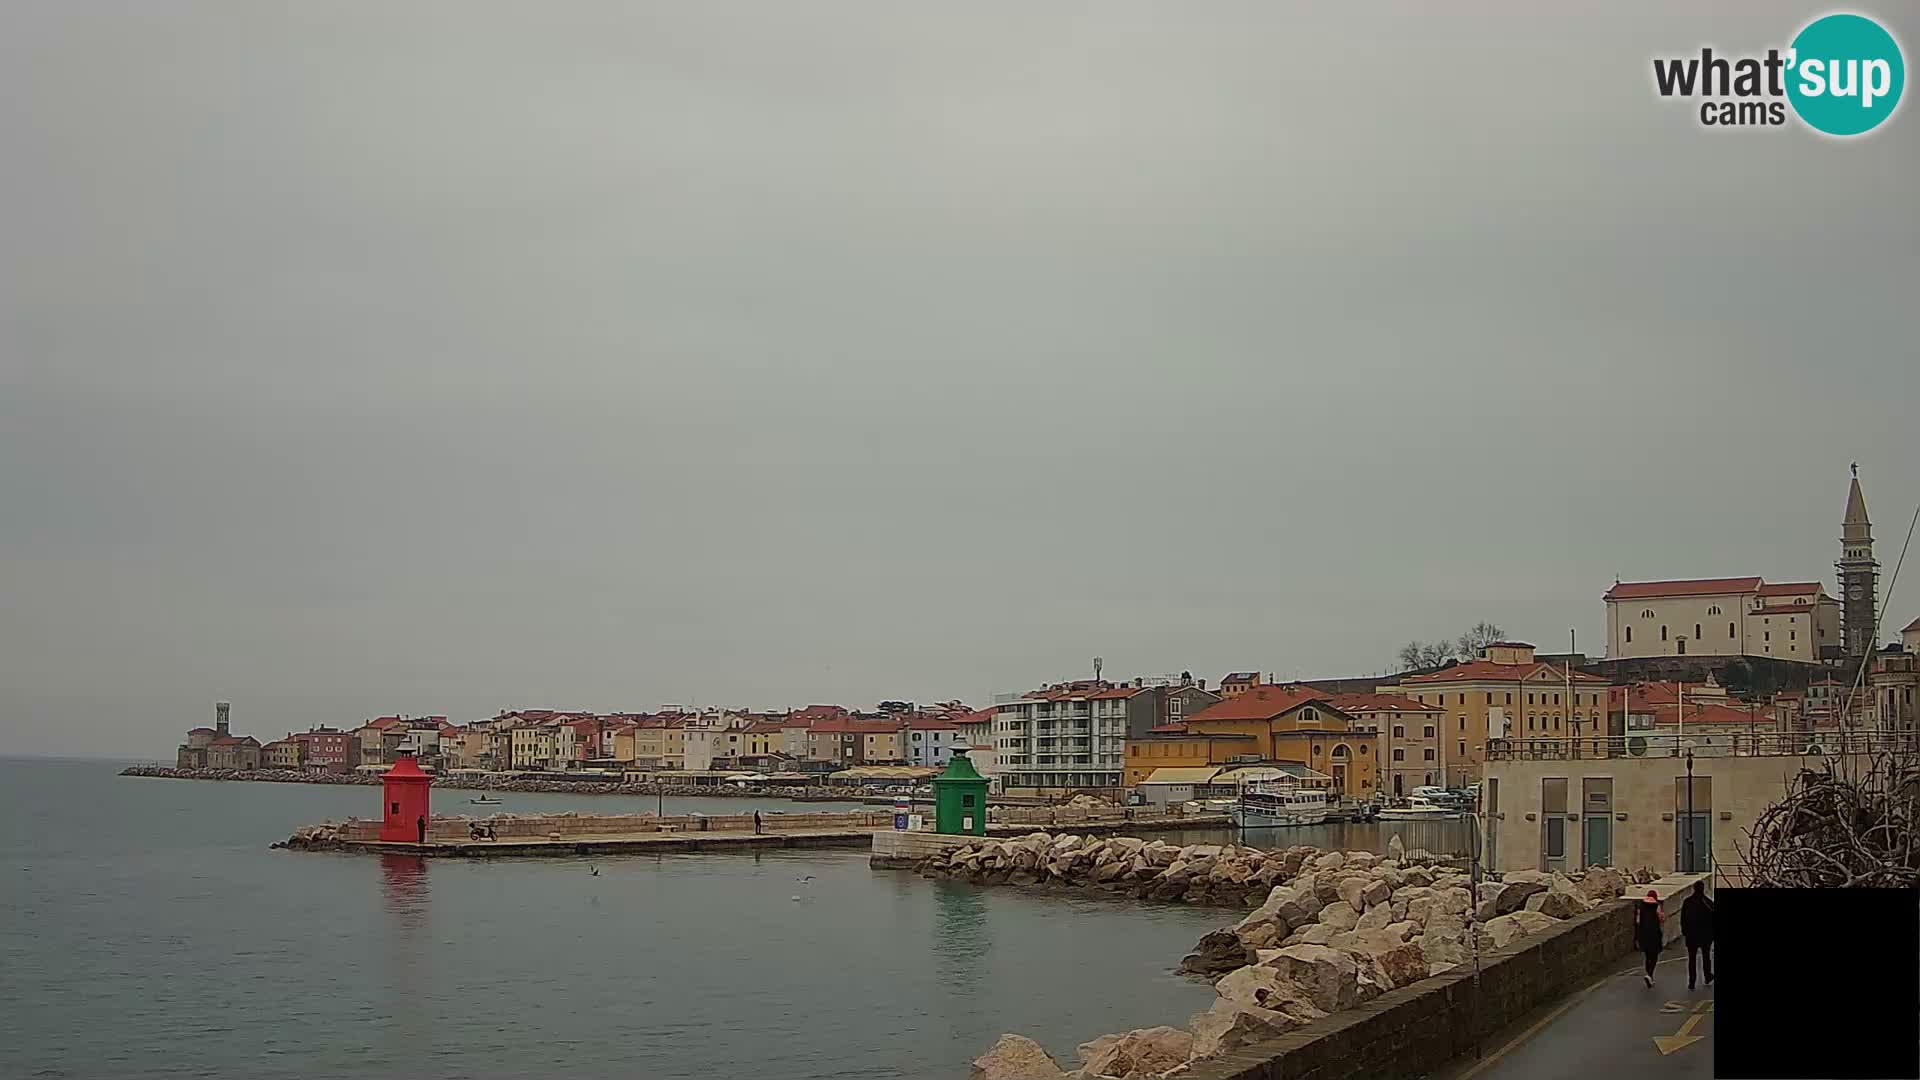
[1634,888,1666,987]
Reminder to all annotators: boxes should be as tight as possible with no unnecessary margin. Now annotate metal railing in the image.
[1485,730,1918,761]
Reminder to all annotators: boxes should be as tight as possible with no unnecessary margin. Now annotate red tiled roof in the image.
[1756,582,1823,597]
[901,716,961,730]
[1325,693,1443,714]
[1089,687,1143,700]
[1403,660,1607,685]
[1184,685,1332,722]
[811,718,904,735]
[950,708,995,726]
[744,721,786,734]
[1605,577,1762,600]
[1904,617,1920,633]
[187,727,217,736]
[210,735,258,746]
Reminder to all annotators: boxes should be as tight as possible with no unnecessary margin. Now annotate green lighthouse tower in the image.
[932,750,989,835]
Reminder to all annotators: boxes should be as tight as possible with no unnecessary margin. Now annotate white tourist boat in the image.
[1232,782,1330,827]
[1375,795,1461,821]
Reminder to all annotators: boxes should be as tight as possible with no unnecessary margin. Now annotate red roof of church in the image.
[1605,577,1763,600]
[1183,685,1333,722]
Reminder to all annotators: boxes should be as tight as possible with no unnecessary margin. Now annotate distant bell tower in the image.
[216,700,231,737]
[1838,464,1879,657]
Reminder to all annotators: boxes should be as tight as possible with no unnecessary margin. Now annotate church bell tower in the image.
[1838,464,1879,657]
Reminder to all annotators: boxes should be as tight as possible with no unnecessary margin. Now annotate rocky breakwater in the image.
[970,850,1639,1080]
[919,834,1291,907]
[273,823,351,851]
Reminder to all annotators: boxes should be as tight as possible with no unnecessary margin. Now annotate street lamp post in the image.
[1684,746,1696,873]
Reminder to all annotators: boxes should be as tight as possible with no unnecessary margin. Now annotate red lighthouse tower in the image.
[379,751,434,844]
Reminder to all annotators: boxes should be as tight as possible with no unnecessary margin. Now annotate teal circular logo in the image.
[1787,13,1905,136]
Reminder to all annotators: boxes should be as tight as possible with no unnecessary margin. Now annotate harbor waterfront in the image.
[0,757,1239,1080]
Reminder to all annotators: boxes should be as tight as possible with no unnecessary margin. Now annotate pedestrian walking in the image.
[753,810,762,835]
[1635,888,1665,987]
[1681,880,1715,989]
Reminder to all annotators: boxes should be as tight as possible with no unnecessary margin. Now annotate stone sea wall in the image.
[970,839,1652,1080]
[276,809,895,849]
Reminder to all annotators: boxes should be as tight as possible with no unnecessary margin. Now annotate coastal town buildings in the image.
[1869,641,1919,731]
[293,728,353,772]
[1323,692,1446,797]
[1394,642,1610,788]
[902,715,962,768]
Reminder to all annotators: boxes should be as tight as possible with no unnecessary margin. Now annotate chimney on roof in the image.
[1199,679,1207,691]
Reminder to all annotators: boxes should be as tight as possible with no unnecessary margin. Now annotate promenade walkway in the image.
[1441,945,1714,1080]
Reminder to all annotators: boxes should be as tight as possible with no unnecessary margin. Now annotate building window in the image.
[1393,749,1405,761]
[1424,749,1435,761]
[1457,740,1467,757]
[1392,725,1405,738]
[1661,625,1669,641]
[1765,631,1770,642]
[1730,622,1737,638]
[1642,609,1654,618]
[1694,624,1702,639]
[1358,744,1369,755]
[1708,605,1721,615]
[1424,726,1436,738]
[1626,626,1632,643]
[1459,716,1465,731]
[1505,693,1513,705]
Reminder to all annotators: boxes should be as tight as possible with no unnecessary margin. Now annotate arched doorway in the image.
[1330,743,1350,795]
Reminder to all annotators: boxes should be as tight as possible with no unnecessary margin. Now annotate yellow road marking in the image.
[1654,1011,1709,1055]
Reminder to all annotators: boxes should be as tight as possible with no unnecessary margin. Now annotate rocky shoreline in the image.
[119,765,832,801]
[968,837,1649,1079]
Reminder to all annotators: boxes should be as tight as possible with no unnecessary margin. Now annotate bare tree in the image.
[1397,640,1458,672]
[1455,621,1507,660]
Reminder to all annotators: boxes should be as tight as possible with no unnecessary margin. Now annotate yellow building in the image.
[1123,732,1258,787]
[1138,686,1380,798]
[1393,641,1610,787]
[630,722,685,770]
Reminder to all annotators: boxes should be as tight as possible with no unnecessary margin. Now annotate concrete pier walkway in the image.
[1440,945,1714,1080]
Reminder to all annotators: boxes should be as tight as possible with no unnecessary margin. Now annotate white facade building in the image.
[991,681,1130,794]
[1604,577,1840,662]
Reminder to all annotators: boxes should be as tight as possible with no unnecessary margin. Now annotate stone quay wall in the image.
[1186,872,1708,1080]
[283,809,894,848]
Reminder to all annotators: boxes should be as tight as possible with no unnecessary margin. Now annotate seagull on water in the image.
[589,865,600,877]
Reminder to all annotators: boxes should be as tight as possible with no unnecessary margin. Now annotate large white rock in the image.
[1080,1026,1194,1079]
[1212,964,1325,1022]
[1260,943,1362,1013]
[1577,866,1627,901]
[1317,901,1360,932]
[972,1035,1067,1080]
[1354,902,1395,932]
[1360,879,1393,909]
[1189,1003,1299,1059]
[1337,877,1368,914]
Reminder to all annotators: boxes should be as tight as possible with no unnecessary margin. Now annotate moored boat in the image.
[1375,795,1460,821]
[1231,782,1330,827]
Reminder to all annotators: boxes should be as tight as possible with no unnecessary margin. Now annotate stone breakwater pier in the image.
[276,808,1230,858]
[963,839,1700,1080]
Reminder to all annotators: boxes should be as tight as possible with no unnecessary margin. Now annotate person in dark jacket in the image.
[1681,880,1715,989]
[1635,889,1666,987]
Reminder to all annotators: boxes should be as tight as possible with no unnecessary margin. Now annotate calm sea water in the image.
[2,758,1240,1080]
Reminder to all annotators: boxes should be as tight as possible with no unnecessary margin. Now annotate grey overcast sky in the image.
[2,3,1915,757]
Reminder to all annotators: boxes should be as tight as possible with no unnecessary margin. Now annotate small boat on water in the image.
[469,795,504,805]
[1232,782,1330,827]
[1376,795,1460,821]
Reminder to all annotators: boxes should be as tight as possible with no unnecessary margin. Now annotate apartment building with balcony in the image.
[991,680,1134,795]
